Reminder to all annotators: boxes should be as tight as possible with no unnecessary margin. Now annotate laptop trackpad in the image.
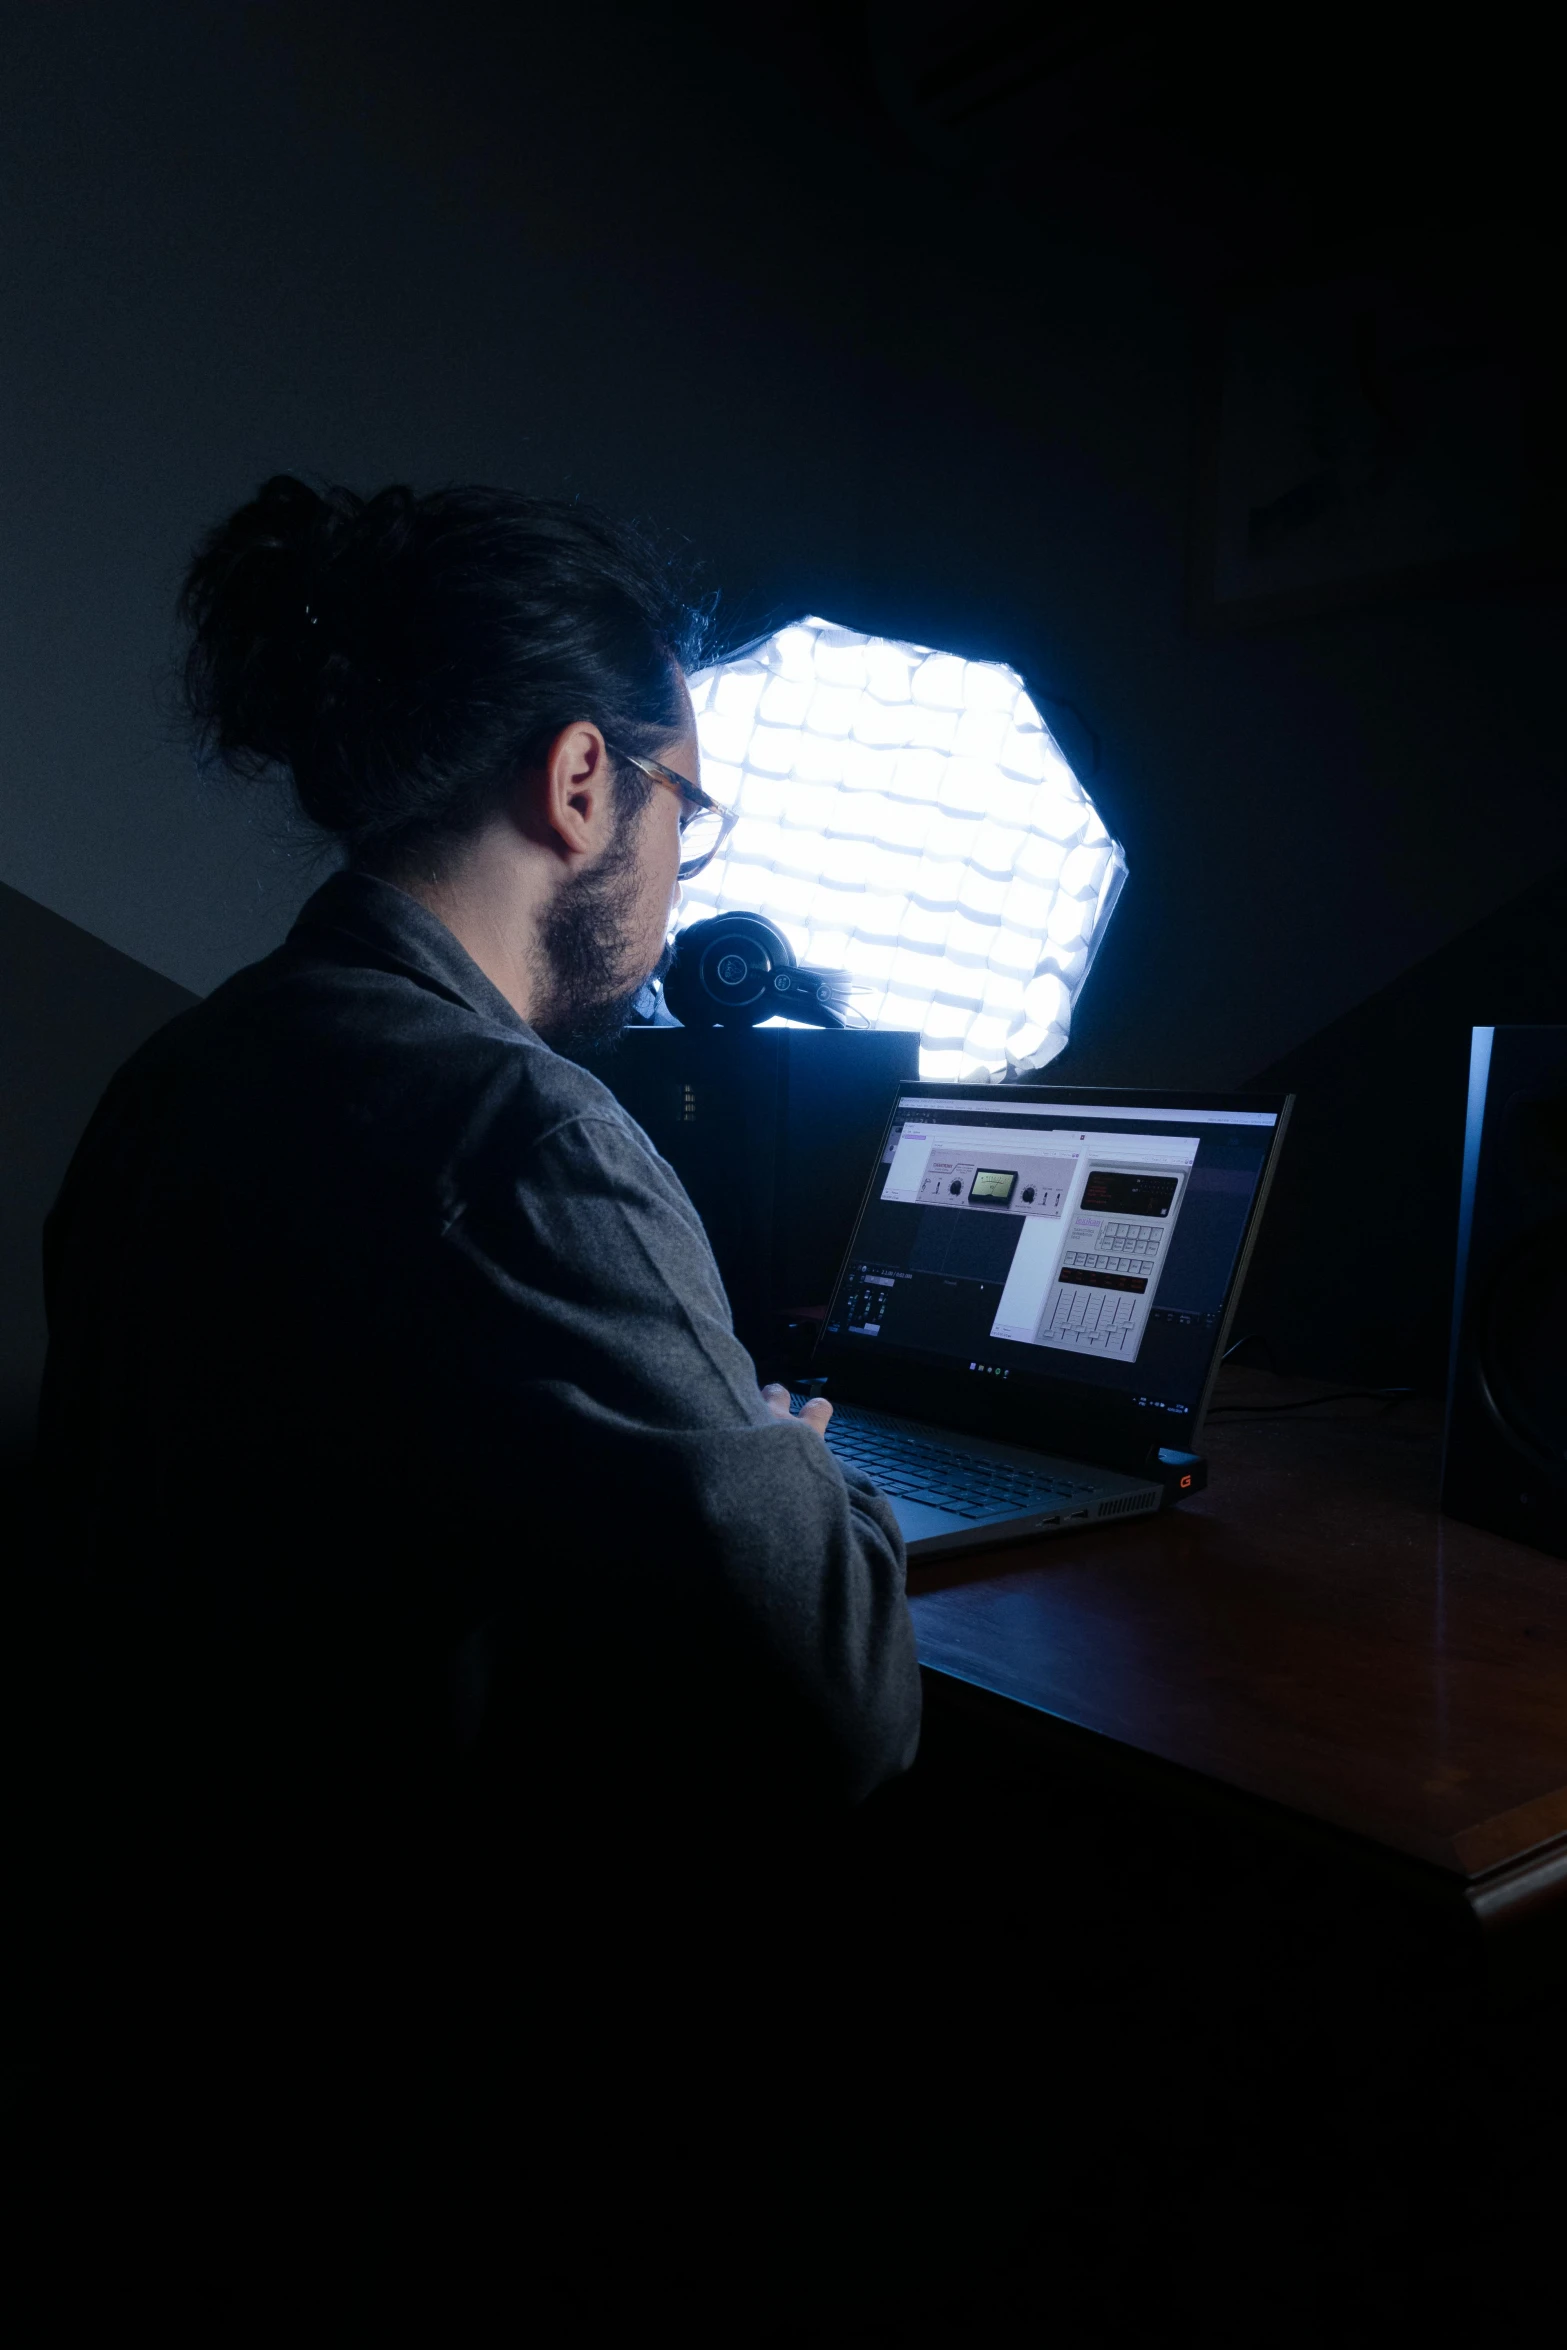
[888,1496,967,1544]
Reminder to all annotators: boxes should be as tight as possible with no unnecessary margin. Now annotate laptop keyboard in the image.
[816,1403,1097,1522]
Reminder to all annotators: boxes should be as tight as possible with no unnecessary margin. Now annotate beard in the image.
[530,829,672,1061]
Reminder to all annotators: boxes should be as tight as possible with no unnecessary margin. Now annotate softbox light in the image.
[680,617,1126,1080]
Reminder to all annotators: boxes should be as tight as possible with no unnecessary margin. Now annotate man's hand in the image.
[762,1382,833,1437]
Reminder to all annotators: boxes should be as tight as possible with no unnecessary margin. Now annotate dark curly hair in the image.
[179,475,709,869]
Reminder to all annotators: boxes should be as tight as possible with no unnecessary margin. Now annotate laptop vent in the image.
[1096,1493,1155,1519]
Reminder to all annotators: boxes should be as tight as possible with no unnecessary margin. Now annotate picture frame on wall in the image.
[1189,240,1562,630]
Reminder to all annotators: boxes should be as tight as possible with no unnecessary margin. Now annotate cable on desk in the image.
[1207,1387,1417,1416]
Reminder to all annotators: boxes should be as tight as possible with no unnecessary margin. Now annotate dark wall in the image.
[2,1,1562,1094]
[0,883,196,1461]
[2,3,1562,1436]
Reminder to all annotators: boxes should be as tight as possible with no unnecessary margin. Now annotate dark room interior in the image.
[6,2,1566,2334]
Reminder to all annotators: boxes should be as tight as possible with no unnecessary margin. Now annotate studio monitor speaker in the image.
[576,1024,921,1375]
[1442,1026,1567,1556]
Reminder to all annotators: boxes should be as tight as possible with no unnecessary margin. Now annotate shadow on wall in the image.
[0,882,197,1467]
[1231,863,1567,1391]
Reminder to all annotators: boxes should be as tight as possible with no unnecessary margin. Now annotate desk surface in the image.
[908,1369,1567,1925]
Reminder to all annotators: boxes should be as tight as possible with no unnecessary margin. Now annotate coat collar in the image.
[289,869,535,1038]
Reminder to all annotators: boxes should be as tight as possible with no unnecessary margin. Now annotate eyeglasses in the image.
[615,751,738,880]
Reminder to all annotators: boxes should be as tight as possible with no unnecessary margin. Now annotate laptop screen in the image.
[817,1083,1289,1453]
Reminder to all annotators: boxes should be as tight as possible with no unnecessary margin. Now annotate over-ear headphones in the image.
[661,913,852,1030]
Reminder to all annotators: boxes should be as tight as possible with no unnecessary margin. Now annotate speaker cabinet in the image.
[576,1026,921,1374]
[1442,1027,1567,1556]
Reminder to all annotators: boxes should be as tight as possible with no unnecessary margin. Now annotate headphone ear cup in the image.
[663,914,796,1027]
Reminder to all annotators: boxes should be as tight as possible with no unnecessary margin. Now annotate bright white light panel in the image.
[683,617,1126,1081]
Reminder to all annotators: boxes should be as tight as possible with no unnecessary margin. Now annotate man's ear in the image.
[539,722,615,860]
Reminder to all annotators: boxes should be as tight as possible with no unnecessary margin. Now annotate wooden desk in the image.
[908,1367,1567,1934]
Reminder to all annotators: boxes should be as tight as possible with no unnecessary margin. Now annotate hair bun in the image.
[178,475,383,795]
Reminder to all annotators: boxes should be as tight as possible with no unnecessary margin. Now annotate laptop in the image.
[804,1080,1293,1557]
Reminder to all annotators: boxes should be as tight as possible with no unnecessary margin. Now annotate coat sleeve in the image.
[439,1104,922,1809]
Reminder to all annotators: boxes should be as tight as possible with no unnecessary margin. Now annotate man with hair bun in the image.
[26,477,921,2315]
